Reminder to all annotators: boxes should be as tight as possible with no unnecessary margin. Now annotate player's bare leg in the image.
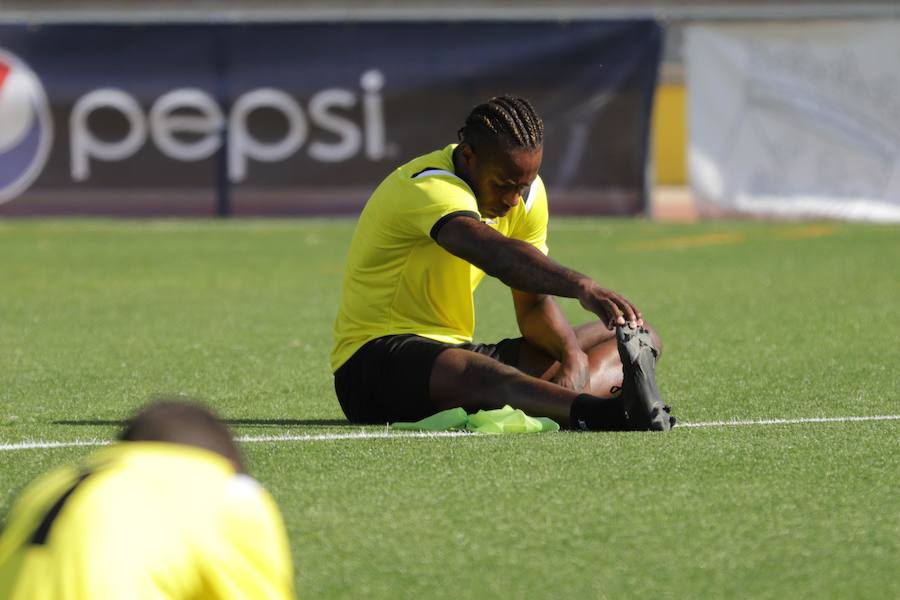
[428,322,672,430]
[429,349,580,425]
[429,347,641,430]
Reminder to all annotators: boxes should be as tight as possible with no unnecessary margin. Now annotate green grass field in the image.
[1,218,898,598]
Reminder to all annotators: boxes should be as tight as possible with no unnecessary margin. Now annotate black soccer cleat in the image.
[615,324,676,432]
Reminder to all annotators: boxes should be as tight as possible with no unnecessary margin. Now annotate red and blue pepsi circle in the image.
[0,49,54,204]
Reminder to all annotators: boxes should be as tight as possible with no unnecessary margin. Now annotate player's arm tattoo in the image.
[436,215,641,326]
[435,216,589,297]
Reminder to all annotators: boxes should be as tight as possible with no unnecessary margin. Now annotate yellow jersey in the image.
[0,442,295,600]
[331,144,549,372]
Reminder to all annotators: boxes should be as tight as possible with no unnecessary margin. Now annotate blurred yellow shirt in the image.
[331,143,549,372]
[0,442,295,600]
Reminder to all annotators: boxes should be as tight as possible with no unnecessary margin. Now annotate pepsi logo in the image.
[0,49,53,204]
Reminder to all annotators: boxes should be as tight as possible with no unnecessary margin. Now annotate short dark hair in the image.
[119,399,243,471]
[457,95,544,153]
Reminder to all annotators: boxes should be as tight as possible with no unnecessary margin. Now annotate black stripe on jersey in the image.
[521,184,532,204]
[429,210,481,241]
[31,471,93,545]
[411,167,444,179]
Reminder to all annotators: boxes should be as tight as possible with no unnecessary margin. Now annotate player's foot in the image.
[615,324,675,431]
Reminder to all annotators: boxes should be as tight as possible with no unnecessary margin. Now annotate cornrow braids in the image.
[457,95,544,153]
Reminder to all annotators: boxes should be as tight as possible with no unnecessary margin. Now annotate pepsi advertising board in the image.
[0,22,661,216]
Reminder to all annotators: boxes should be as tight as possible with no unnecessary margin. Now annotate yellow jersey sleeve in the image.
[399,172,480,240]
[202,475,295,600]
[511,175,550,255]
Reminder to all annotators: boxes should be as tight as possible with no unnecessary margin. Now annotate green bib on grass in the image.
[391,405,559,434]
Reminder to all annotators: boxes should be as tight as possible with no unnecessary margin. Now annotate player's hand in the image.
[551,348,591,392]
[577,280,643,330]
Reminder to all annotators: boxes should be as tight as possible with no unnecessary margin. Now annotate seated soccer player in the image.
[0,400,295,599]
[331,95,675,431]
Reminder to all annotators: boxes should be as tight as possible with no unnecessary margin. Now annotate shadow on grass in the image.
[52,419,350,428]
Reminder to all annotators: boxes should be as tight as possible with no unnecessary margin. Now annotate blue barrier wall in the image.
[0,21,661,215]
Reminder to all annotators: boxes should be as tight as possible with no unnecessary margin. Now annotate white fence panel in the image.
[686,21,900,222]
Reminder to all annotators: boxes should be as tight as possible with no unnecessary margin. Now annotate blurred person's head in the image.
[454,95,544,219]
[119,399,244,472]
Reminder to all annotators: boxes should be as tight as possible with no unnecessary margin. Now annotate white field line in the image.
[0,439,112,451]
[1,415,899,452]
[676,414,900,428]
[0,430,469,451]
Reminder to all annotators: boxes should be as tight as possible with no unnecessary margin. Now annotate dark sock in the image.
[570,394,631,431]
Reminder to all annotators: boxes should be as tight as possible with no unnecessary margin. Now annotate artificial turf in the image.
[1,218,898,598]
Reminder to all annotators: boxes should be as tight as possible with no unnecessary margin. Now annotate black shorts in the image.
[333,334,522,424]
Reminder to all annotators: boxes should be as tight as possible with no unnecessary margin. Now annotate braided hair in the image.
[457,95,544,153]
